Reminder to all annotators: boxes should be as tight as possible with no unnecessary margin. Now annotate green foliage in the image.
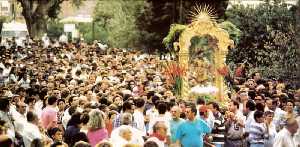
[162,24,186,50]
[219,21,242,44]
[174,77,183,97]
[137,0,229,51]
[47,21,64,39]
[93,0,145,48]
[225,2,298,85]
[77,22,108,44]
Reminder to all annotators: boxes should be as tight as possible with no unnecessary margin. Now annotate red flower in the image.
[217,66,229,76]
[235,66,243,77]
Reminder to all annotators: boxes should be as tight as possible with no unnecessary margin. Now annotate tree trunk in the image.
[17,0,58,39]
[0,22,3,43]
[26,16,47,40]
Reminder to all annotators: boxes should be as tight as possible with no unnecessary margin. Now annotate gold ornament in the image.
[177,5,234,101]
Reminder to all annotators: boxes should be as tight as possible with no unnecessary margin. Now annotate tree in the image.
[137,0,229,51]
[16,0,82,39]
[225,1,298,87]
[295,0,300,87]
[93,0,145,48]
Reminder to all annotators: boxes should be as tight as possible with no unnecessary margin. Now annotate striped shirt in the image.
[248,122,267,144]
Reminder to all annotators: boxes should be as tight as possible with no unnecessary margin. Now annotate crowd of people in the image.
[0,37,299,147]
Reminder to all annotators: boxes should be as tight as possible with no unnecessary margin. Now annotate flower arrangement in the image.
[164,62,187,96]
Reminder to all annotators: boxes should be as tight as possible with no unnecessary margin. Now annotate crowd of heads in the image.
[0,38,299,147]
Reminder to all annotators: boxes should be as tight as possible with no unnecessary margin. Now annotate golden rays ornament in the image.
[189,4,217,23]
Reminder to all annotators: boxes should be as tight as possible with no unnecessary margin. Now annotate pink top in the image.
[87,128,108,147]
[40,106,58,129]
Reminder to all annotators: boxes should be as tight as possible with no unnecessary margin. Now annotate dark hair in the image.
[51,142,63,147]
[31,138,43,147]
[186,103,197,114]
[144,141,159,147]
[122,101,133,112]
[252,72,260,79]
[208,102,220,111]
[151,95,159,105]
[255,94,265,100]
[196,97,206,105]
[48,127,62,139]
[0,137,13,147]
[254,111,264,122]
[68,105,77,116]
[286,99,294,106]
[157,101,167,114]
[231,100,239,109]
[48,96,58,105]
[97,104,106,112]
[67,112,82,127]
[246,100,256,111]
[99,98,109,106]
[61,90,69,99]
[57,99,65,104]
[248,90,256,100]
[256,103,265,112]
[71,132,89,147]
[81,113,90,125]
[134,98,145,108]
[27,111,37,122]
[26,97,36,104]
[68,96,76,105]
[0,98,10,111]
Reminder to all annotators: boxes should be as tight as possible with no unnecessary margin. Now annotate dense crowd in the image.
[0,36,299,147]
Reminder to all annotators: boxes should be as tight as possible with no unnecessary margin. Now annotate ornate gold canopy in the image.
[176,7,234,101]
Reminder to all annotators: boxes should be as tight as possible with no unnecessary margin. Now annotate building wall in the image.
[229,0,297,7]
[0,0,11,17]
[59,0,97,18]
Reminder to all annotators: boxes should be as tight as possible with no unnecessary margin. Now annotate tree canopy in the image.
[137,0,229,51]
[93,0,145,48]
[225,1,298,86]
[16,0,82,39]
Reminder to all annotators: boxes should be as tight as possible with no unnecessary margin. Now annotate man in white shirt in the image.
[12,102,27,136]
[273,118,299,147]
[148,102,171,136]
[59,33,68,43]
[244,100,256,132]
[133,98,146,136]
[23,112,42,147]
[294,116,300,146]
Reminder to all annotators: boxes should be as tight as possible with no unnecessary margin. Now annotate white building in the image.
[0,0,11,16]
[229,0,297,7]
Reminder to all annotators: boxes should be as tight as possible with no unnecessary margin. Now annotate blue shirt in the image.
[176,118,211,147]
[170,118,185,143]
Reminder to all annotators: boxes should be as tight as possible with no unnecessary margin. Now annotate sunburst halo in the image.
[189,4,217,23]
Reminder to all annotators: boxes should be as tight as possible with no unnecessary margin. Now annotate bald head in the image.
[171,105,181,120]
